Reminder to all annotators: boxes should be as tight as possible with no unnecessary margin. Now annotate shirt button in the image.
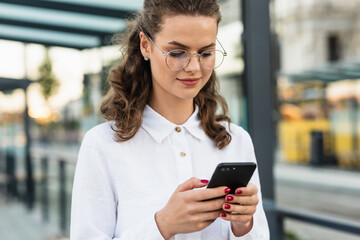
[180,152,186,157]
[175,127,181,133]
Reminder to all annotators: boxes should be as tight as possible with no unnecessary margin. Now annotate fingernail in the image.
[226,196,233,201]
[225,188,231,194]
[201,179,209,183]
[236,190,243,195]
[224,204,231,209]
[221,213,227,218]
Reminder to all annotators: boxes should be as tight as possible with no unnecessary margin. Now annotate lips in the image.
[177,78,200,87]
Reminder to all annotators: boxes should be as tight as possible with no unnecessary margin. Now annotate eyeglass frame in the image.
[144,32,227,71]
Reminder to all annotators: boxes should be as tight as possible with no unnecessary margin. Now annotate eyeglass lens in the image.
[166,49,225,71]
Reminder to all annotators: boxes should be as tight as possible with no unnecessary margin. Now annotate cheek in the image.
[153,65,176,83]
[151,57,174,80]
[158,59,169,72]
[202,70,213,85]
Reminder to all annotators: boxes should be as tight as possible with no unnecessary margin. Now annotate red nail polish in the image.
[201,179,209,183]
[221,213,227,218]
[226,196,234,201]
[236,190,243,195]
[224,204,231,209]
[225,188,231,194]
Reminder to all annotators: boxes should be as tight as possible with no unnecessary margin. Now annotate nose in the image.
[183,54,201,72]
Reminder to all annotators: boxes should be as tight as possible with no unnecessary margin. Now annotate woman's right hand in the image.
[155,177,230,239]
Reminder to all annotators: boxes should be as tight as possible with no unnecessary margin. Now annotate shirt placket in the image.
[170,126,193,184]
[170,127,202,240]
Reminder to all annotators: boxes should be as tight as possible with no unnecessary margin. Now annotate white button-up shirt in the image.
[70,105,269,240]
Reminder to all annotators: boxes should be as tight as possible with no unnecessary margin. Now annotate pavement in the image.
[0,161,359,240]
[0,197,66,240]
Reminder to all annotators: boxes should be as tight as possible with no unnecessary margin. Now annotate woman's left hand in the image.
[220,183,258,237]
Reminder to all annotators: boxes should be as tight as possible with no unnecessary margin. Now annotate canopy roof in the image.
[0,77,31,91]
[0,0,143,49]
[282,60,360,83]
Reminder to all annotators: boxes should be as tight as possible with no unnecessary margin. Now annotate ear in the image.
[139,31,151,59]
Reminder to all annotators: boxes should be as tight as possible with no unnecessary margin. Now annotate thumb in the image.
[176,177,209,192]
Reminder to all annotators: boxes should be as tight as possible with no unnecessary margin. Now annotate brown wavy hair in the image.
[101,0,232,149]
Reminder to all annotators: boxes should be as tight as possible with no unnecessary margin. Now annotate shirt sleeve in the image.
[70,131,164,240]
[228,131,270,240]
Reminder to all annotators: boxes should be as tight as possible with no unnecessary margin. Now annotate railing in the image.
[32,144,77,235]
[0,144,77,237]
[264,199,360,239]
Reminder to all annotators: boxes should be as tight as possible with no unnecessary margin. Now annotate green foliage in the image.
[101,66,110,96]
[100,58,120,96]
[64,118,80,131]
[82,75,91,115]
[38,49,59,100]
[285,230,300,240]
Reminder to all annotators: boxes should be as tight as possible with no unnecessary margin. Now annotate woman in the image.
[70,0,269,239]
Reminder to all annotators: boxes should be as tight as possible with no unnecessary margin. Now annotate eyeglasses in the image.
[145,33,227,71]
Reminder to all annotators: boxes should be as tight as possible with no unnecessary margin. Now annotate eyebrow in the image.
[167,41,216,50]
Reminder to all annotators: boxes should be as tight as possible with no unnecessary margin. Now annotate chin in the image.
[178,90,201,100]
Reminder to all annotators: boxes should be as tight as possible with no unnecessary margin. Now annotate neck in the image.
[148,96,194,125]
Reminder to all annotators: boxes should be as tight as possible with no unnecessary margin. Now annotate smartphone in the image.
[207,162,257,195]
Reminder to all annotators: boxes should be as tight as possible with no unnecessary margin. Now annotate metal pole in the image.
[59,159,67,233]
[6,150,17,197]
[241,0,278,238]
[24,87,34,209]
[41,157,49,222]
[24,43,34,210]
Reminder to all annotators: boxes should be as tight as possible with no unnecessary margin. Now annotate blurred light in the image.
[28,105,52,124]
[280,103,302,120]
[327,80,357,103]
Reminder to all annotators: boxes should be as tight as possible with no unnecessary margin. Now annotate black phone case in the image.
[207,162,257,194]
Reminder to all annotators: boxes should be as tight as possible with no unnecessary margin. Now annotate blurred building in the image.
[274,0,360,72]
[274,0,360,167]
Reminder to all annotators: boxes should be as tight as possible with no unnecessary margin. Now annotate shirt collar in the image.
[141,105,206,143]
[182,106,206,141]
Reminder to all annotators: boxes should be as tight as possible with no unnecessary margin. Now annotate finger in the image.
[224,194,259,206]
[192,198,225,213]
[220,212,253,224]
[222,203,257,215]
[234,183,258,196]
[192,186,231,201]
[191,219,216,232]
[194,210,222,222]
[176,177,209,192]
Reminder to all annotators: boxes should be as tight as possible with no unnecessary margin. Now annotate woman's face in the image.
[142,15,218,106]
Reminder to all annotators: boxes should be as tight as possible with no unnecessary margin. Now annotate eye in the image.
[169,50,187,58]
[201,50,215,57]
